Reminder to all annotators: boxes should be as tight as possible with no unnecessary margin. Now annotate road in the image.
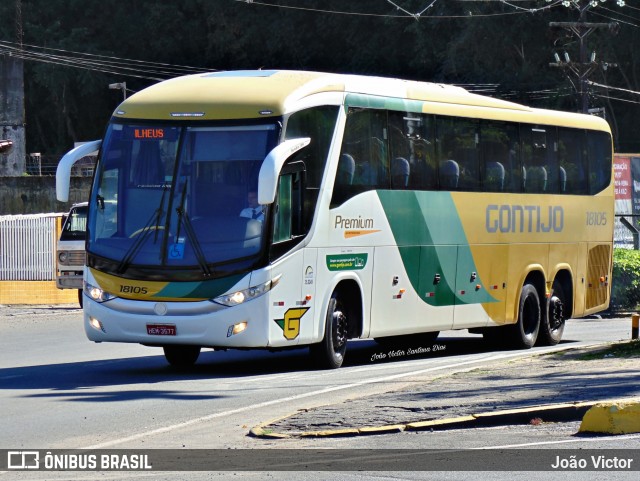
[0,305,637,480]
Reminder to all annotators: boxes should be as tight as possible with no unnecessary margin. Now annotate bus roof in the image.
[114,70,610,132]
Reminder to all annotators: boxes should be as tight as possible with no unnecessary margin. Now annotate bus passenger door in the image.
[267,165,310,347]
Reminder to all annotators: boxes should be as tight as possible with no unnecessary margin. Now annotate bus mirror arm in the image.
[56,140,102,202]
[257,137,310,205]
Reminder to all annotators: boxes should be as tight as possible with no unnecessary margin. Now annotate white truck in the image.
[56,202,87,306]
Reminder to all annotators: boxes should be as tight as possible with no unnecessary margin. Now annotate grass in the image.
[576,339,640,360]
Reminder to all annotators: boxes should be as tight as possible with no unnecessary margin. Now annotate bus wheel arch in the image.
[310,279,363,369]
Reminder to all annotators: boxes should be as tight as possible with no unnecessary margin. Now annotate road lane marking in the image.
[473,433,640,449]
[83,346,576,449]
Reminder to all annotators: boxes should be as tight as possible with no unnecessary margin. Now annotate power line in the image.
[232,0,563,19]
[591,92,640,105]
[589,80,640,96]
[0,40,210,81]
[0,40,208,76]
[599,5,640,23]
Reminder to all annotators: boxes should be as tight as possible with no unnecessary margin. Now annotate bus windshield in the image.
[60,204,88,241]
[88,122,279,279]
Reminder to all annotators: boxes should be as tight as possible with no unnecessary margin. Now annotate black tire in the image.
[537,281,566,346]
[508,283,541,349]
[310,294,349,369]
[78,289,83,308]
[163,345,201,367]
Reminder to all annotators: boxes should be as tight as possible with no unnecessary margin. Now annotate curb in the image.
[579,400,640,434]
[250,397,640,439]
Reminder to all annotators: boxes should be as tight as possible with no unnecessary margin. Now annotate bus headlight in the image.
[84,281,117,303]
[58,251,69,265]
[213,275,281,307]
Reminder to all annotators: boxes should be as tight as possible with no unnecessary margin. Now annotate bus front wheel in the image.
[163,345,201,367]
[310,294,348,369]
[508,283,541,349]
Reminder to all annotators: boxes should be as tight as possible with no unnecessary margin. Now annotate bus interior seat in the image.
[392,157,410,188]
[485,161,505,191]
[526,166,548,192]
[336,153,355,185]
[356,161,378,186]
[559,166,567,192]
[439,159,459,189]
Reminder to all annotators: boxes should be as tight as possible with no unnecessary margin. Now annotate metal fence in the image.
[0,213,61,280]
[26,154,96,177]
[615,215,640,250]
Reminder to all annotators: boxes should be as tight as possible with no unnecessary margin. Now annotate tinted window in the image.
[480,121,520,192]
[436,117,480,191]
[332,109,389,207]
[388,112,436,190]
[588,130,612,194]
[285,106,339,230]
[558,128,588,194]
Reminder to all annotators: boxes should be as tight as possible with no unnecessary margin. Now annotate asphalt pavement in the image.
[252,340,640,438]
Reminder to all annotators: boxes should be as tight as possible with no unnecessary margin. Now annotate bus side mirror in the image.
[258,138,310,205]
[56,140,102,202]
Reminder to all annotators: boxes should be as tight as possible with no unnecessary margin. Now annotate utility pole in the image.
[548,0,620,113]
[0,0,26,176]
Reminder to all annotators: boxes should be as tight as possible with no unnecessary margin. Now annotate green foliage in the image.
[577,340,640,360]
[611,248,640,311]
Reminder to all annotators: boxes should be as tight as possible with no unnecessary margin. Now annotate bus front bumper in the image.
[83,294,271,348]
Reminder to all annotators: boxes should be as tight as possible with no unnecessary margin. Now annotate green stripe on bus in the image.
[154,273,245,300]
[345,93,424,114]
[377,190,496,306]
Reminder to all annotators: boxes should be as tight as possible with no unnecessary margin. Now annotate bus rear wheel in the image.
[537,281,566,346]
[310,294,348,369]
[163,345,201,367]
[508,283,540,349]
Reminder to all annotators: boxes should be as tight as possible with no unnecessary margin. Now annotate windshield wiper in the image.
[116,184,169,275]
[175,181,212,278]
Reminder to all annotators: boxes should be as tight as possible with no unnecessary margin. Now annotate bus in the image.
[56,70,613,369]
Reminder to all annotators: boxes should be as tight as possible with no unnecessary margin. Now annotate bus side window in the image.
[285,106,339,229]
[436,117,480,191]
[388,111,436,190]
[558,128,588,195]
[522,126,557,193]
[587,130,612,194]
[480,121,520,192]
[273,175,293,243]
[331,108,389,206]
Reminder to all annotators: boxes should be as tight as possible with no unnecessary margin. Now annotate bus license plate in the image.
[147,324,176,336]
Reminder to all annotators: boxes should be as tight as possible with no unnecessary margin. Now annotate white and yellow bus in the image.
[57,70,613,368]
